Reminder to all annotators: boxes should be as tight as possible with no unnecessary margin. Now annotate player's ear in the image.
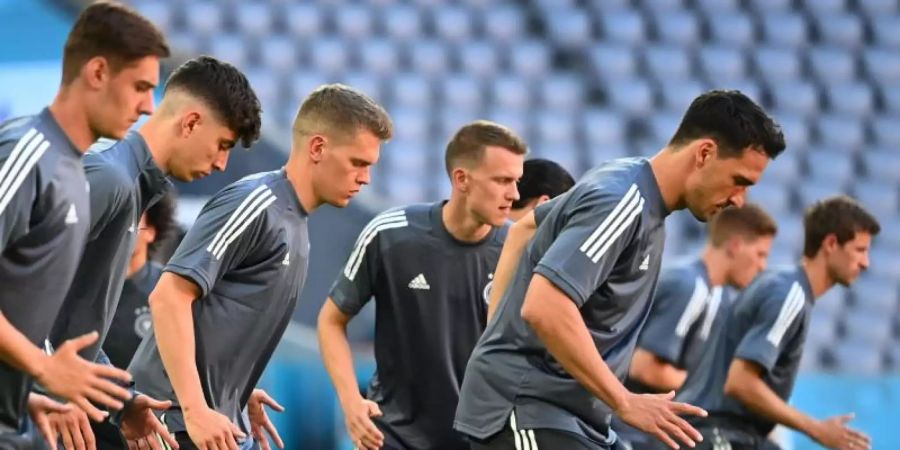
[725,235,741,258]
[536,194,551,205]
[180,112,201,137]
[144,224,157,243]
[82,56,109,90]
[452,167,469,192]
[695,139,717,169]
[308,134,326,163]
[822,233,839,255]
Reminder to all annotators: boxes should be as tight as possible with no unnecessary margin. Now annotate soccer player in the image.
[455,90,786,450]
[128,84,393,450]
[667,196,878,450]
[616,203,777,449]
[42,55,262,450]
[318,121,528,450]
[509,158,575,222]
[0,1,169,446]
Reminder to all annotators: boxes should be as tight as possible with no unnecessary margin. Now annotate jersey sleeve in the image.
[84,162,133,240]
[329,210,400,316]
[0,138,41,252]
[533,184,644,307]
[532,194,562,226]
[734,281,807,372]
[638,271,705,366]
[164,184,275,298]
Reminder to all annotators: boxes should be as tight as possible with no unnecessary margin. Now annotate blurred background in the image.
[1,0,898,448]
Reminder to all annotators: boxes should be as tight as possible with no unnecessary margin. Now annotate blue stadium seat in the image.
[639,0,684,10]
[706,12,755,48]
[437,108,477,144]
[878,81,900,113]
[805,149,855,183]
[858,0,898,16]
[722,79,763,104]
[815,287,848,318]
[485,109,529,140]
[849,275,899,317]
[208,35,248,69]
[754,47,804,85]
[334,4,374,41]
[510,41,551,79]
[167,32,203,57]
[854,180,899,214]
[698,46,747,82]
[814,13,865,49]
[768,80,820,116]
[644,112,681,148]
[800,0,847,14]
[234,2,274,37]
[389,108,430,143]
[290,73,329,103]
[285,3,321,38]
[308,38,349,75]
[833,339,885,374]
[808,46,856,83]
[530,142,582,177]
[483,5,526,44]
[871,115,900,147]
[599,9,647,45]
[796,180,847,210]
[761,151,802,184]
[581,108,627,147]
[604,79,655,117]
[458,41,500,79]
[539,74,584,111]
[546,8,592,48]
[244,69,278,112]
[588,44,639,81]
[185,1,223,36]
[862,148,900,182]
[407,40,449,77]
[259,36,299,74]
[843,310,893,347]
[864,48,900,82]
[439,73,482,112]
[869,247,900,280]
[358,39,400,76]
[490,76,532,110]
[824,81,875,117]
[808,308,839,347]
[694,0,740,11]
[772,113,812,150]
[815,114,866,150]
[644,46,692,82]
[535,111,577,144]
[650,10,701,46]
[657,79,706,112]
[747,182,792,214]
[760,13,809,48]
[875,213,900,249]
[748,0,793,12]
[133,1,173,32]
[381,4,422,40]
[871,15,900,49]
[341,72,383,103]
[390,73,432,109]
[432,6,473,43]
[384,173,429,205]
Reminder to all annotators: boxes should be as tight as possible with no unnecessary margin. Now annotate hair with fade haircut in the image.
[707,203,778,247]
[445,120,528,177]
[512,158,575,209]
[62,1,170,85]
[803,195,881,257]
[164,56,262,148]
[292,83,393,143]
[668,90,786,160]
[145,188,177,258]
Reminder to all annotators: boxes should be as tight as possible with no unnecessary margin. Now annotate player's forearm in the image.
[521,276,630,411]
[149,286,206,412]
[629,349,686,392]
[487,213,537,321]
[724,366,816,436]
[317,305,363,407]
[0,312,50,377]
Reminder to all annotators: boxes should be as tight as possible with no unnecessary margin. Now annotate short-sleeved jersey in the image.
[102,262,164,369]
[629,259,726,392]
[330,201,507,450]
[49,132,171,362]
[0,109,90,432]
[455,158,669,444]
[129,169,310,434]
[676,266,814,435]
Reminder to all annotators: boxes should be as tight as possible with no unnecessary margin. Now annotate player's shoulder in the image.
[740,266,804,308]
[660,259,706,290]
[204,171,282,218]
[571,157,650,207]
[84,140,135,190]
[0,115,39,151]
[363,202,429,240]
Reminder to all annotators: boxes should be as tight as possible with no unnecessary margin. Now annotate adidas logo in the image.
[64,204,78,225]
[128,222,136,233]
[282,252,290,266]
[639,255,650,271]
[408,273,430,290]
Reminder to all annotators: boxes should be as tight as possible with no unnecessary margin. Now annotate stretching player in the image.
[456,90,786,450]
[617,204,777,449]
[44,56,262,450]
[0,2,169,448]
[128,84,393,450]
[319,121,529,450]
[509,158,574,222]
[667,196,878,450]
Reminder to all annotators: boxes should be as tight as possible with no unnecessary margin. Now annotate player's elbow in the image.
[723,371,750,400]
[318,298,351,330]
[520,295,548,331]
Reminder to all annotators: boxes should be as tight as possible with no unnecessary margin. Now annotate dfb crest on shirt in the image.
[134,306,152,338]
[483,273,494,305]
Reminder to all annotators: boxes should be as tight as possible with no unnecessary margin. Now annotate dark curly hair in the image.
[164,56,262,148]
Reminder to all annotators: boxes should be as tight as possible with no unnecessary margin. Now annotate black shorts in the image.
[467,412,625,450]
[642,417,782,450]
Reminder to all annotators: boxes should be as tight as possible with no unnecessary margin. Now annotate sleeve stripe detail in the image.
[0,128,49,216]
[699,286,723,340]
[675,277,710,338]
[766,282,805,346]
[343,210,408,281]
[206,185,276,260]
[580,184,644,263]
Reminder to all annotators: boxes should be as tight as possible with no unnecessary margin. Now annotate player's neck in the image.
[137,117,172,173]
[285,157,319,213]
[127,246,148,278]
[49,87,97,153]
[648,147,690,212]
[702,246,728,286]
[442,196,492,243]
[801,256,834,299]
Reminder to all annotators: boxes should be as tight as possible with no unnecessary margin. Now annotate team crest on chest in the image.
[134,306,152,338]
[483,273,494,304]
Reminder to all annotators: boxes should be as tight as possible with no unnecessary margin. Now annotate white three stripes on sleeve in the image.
[343,210,408,281]
[579,184,644,264]
[675,277,710,338]
[766,282,805,346]
[205,184,277,260]
[0,128,51,217]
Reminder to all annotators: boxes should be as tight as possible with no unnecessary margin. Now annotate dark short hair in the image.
[164,56,262,148]
[293,83,393,142]
[145,189,177,258]
[512,158,575,209]
[445,120,528,177]
[669,90,786,160]
[708,203,778,247]
[803,196,881,257]
[62,1,170,85]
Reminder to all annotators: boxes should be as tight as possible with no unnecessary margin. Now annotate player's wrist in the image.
[28,351,51,381]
